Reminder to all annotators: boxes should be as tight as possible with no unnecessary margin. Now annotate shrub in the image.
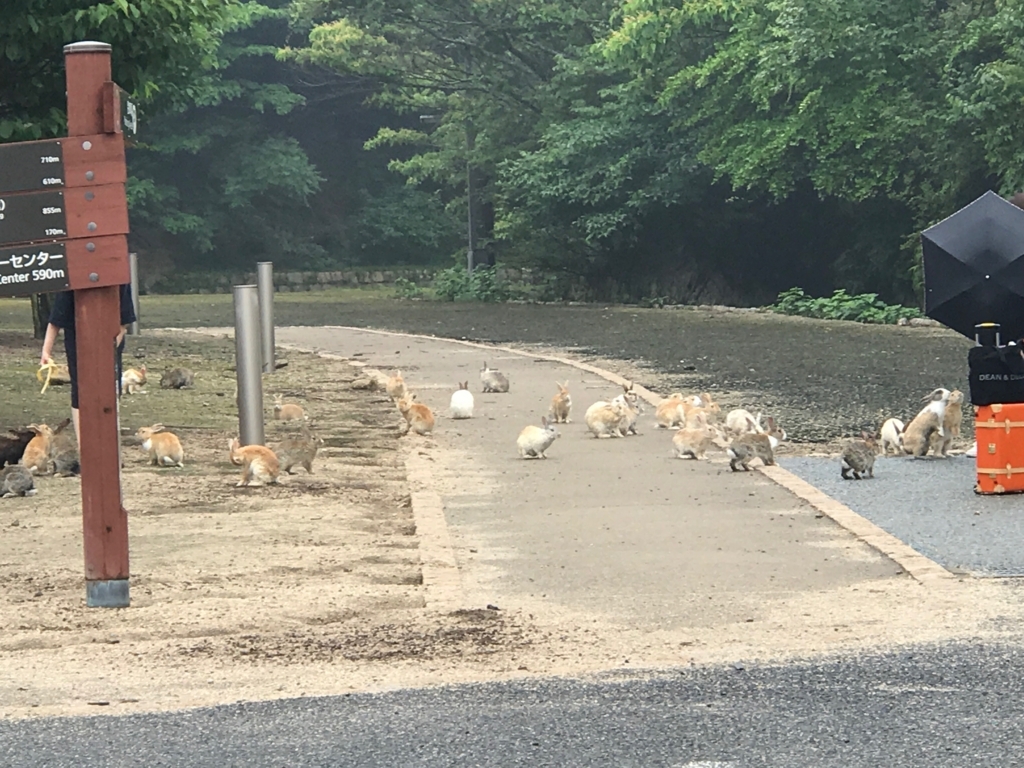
[433,265,509,302]
[392,277,424,299]
[768,287,924,324]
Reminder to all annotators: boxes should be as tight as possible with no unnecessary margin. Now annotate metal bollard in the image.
[128,251,139,335]
[233,284,265,446]
[256,261,275,373]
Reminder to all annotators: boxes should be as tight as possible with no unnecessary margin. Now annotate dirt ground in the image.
[0,330,539,719]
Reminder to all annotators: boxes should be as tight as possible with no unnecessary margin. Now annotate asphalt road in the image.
[3,642,1023,768]
[782,455,1024,576]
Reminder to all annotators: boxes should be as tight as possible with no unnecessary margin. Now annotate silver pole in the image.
[256,261,275,373]
[128,252,139,335]
[233,284,265,446]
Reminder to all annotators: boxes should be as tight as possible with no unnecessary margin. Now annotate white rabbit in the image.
[517,417,560,458]
[880,417,905,456]
[450,381,474,419]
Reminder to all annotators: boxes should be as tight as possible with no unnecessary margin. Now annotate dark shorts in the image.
[64,332,125,410]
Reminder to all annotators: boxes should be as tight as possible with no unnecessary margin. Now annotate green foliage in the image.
[433,266,509,303]
[768,288,923,325]
[0,0,243,141]
[391,277,424,299]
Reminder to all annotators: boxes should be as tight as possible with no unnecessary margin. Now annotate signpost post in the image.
[0,42,132,607]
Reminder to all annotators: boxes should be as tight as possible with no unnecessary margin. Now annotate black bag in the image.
[968,344,1024,405]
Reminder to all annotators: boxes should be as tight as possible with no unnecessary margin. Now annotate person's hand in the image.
[40,351,53,368]
[115,328,126,346]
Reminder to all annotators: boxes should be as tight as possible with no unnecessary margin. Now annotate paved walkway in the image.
[277,327,897,631]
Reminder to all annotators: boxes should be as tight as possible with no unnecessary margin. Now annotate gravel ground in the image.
[781,455,1024,576]
[5,642,1024,768]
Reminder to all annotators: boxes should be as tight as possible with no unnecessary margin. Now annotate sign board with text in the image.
[0,191,68,246]
[0,141,65,194]
[0,242,68,292]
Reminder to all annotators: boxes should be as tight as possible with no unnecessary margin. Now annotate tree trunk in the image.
[30,293,54,340]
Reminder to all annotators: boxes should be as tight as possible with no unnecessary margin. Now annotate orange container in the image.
[975,403,1024,494]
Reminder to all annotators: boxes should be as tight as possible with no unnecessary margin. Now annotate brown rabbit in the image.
[929,388,964,457]
[672,413,722,460]
[397,393,435,436]
[549,381,572,424]
[19,424,54,475]
[228,438,281,486]
[136,424,185,467]
[841,432,878,479]
[386,370,408,401]
[276,425,325,474]
[121,364,147,395]
[727,417,785,471]
[273,393,306,421]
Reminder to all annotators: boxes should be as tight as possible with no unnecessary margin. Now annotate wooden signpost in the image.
[0,42,132,607]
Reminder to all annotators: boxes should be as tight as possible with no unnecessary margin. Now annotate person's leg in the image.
[71,407,81,452]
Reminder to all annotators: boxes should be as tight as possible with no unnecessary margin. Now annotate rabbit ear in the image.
[152,423,165,433]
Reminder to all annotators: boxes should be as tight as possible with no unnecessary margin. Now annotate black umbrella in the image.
[922,190,1024,341]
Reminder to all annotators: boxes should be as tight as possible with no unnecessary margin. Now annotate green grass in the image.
[0,285,404,333]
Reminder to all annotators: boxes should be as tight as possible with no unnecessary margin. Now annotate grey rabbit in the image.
[160,367,195,389]
[1,465,36,497]
[50,418,80,477]
[276,424,325,474]
[841,432,878,480]
[480,361,510,393]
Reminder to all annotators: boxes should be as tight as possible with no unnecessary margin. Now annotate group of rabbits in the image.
[471,367,787,467]
[133,392,323,488]
[0,418,80,498]
[839,387,964,480]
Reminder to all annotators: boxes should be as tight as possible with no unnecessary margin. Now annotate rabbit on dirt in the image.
[727,417,785,471]
[121,364,147,395]
[450,382,475,419]
[228,438,281,487]
[397,393,435,436]
[480,362,510,393]
[50,418,80,476]
[386,371,408,401]
[160,367,194,389]
[929,389,964,457]
[548,381,572,424]
[841,432,878,479]
[880,418,905,456]
[276,425,324,474]
[19,424,54,475]
[0,465,36,497]
[135,424,185,468]
[902,388,950,458]
[517,417,560,459]
[273,394,306,421]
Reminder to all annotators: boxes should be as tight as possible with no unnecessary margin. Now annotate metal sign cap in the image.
[63,41,113,54]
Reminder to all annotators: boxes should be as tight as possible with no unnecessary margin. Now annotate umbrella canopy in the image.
[922,190,1024,341]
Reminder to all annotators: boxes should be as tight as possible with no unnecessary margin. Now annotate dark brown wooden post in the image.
[64,42,130,607]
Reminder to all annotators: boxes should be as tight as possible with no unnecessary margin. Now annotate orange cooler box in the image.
[976,403,1024,494]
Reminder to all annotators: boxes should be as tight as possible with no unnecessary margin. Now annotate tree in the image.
[1,0,241,335]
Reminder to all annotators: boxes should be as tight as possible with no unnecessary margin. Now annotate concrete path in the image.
[276,327,898,632]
